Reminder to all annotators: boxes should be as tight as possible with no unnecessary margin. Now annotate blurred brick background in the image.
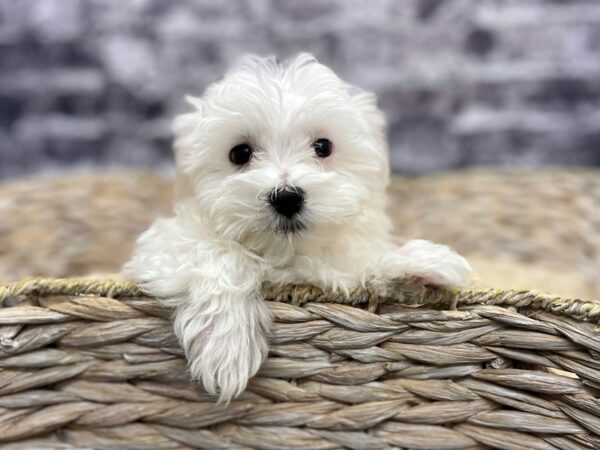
[1,0,599,179]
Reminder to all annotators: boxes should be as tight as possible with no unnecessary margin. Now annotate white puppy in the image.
[124,54,472,402]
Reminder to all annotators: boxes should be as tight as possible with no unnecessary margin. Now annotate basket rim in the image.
[1,277,599,330]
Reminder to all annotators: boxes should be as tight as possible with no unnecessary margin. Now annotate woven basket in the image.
[1,278,600,450]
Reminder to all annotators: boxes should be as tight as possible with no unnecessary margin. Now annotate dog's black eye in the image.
[313,138,332,158]
[229,143,253,165]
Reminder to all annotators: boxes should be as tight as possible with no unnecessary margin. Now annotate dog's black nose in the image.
[269,187,304,218]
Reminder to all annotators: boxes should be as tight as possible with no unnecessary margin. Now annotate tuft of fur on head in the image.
[173,53,391,259]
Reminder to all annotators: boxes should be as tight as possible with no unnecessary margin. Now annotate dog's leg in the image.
[175,279,269,402]
[371,239,473,288]
[123,218,270,402]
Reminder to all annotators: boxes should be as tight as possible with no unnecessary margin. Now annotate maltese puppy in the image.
[124,53,472,402]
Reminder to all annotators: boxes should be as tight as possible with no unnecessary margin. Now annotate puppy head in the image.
[174,53,389,246]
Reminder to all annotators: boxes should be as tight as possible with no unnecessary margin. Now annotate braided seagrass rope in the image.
[1,277,599,328]
[0,277,142,302]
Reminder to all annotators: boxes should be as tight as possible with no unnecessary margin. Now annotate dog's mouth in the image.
[273,216,306,235]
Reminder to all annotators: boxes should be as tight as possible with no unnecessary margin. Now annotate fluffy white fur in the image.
[123,53,473,402]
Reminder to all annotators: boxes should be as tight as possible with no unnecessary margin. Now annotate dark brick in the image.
[44,138,109,163]
[0,94,23,126]
[575,132,600,164]
[271,0,337,22]
[143,101,166,120]
[528,77,600,108]
[390,116,463,174]
[417,0,446,21]
[465,27,496,57]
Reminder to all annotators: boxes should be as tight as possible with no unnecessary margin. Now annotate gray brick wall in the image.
[1,0,599,179]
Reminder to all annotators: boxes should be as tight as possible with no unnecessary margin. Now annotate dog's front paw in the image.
[401,239,473,288]
[185,328,267,402]
[174,297,270,403]
[379,239,473,288]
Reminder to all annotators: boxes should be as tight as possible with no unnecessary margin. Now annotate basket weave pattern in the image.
[1,279,600,450]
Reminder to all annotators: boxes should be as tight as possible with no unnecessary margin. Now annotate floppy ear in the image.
[172,96,204,202]
[349,89,387,146]
[349,87,390,178]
